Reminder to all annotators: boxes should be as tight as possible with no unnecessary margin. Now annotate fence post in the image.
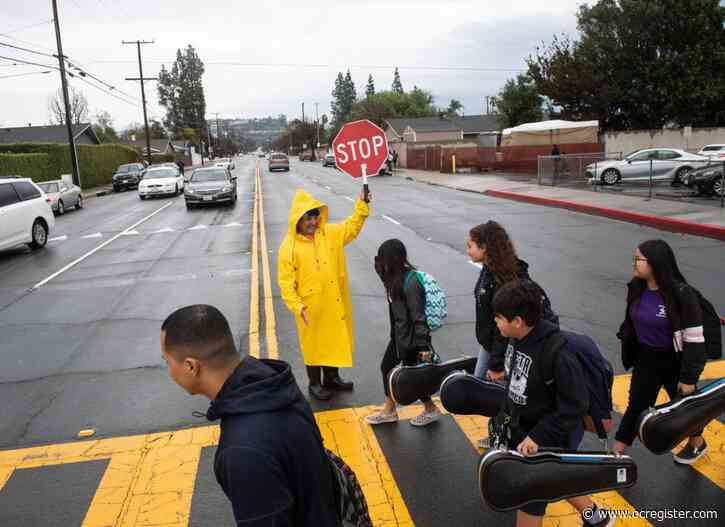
[452,154,456,175]
[648,159,654,200]
[594,160,598,192]
[721,160,724,209]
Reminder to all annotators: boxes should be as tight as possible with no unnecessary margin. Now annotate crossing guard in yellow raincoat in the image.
[277,189,370,400]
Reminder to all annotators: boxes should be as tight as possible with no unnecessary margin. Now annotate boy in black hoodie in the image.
[491,282,615,527]
[160,305,337,527]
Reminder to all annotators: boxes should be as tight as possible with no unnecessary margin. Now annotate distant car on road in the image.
[268,153,290,172]
[0,176,55,251]
[684,164,724,196]
[138,167,184,200]
[112,163,146,192]
[37,180,82,215]
[214,157,235,170]
[257,152,266,158]
[298,151,313,161]
[696,144,725,161]
[184,167,237,209]
[585,148,706,185]
[323,153,336,167]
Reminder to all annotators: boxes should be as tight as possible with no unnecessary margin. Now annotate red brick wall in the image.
[498,143,601,171]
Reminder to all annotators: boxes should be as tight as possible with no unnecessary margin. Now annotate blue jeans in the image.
[474,348,489,379]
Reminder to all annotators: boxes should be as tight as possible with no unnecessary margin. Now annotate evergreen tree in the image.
[366,74,375,98]
[158,45,207,138]
[391,67,403,94]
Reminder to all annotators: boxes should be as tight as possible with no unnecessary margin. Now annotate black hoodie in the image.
[500,320,588,448]
[475,259,531,371]
[206,357,337,527]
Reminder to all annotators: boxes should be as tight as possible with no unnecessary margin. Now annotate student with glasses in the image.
[614,239,707,464]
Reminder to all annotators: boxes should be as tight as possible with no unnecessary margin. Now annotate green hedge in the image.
[0,153,51,181]
[0,143,140,188]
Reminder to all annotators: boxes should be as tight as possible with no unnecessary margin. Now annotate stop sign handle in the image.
[362,163,370,203]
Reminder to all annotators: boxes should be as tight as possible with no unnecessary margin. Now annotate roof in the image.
[0,123,99,144]
[502,119,599,135]
[387,114,502,136]
[121,139,172,152]
[386,116,460,135]
[451,115,501,133]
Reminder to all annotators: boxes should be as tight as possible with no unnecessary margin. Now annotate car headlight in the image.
[222,185,233,192]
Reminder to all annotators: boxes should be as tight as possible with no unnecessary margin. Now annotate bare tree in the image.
[48,86,89,125]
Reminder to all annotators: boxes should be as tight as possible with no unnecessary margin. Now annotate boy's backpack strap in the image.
[540,332,568,385]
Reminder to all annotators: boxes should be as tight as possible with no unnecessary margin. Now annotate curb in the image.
[484,189,725,242]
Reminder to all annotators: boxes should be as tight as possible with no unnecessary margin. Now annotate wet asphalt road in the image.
[1,156,723,449]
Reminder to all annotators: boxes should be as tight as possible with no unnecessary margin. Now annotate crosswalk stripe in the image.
[81,232,103,239]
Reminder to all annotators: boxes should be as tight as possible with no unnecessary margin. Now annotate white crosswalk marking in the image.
[120,230,140,236]
[148,228,174,234]
[223,222,243,227]
[187,225,208,231]
[81,233,103,239]
[382,215,401,225]
[48,235,68,242]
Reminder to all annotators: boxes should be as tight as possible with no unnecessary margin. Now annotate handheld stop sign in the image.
[331,120,389,202]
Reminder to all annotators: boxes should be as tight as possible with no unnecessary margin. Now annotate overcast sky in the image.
[1,0,581,131]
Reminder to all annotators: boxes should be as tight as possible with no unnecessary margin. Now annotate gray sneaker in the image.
[365,411,399,425]
[410,409,441,427]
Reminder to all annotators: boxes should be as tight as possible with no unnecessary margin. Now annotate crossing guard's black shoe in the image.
[308,384,333,401]
[673,439,708,465]
[324,376,354,391]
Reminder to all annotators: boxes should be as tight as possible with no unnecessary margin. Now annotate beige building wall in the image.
[604,127,725,155]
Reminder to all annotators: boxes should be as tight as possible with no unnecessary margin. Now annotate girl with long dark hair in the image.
[468,221,533,382]
[365,239,441,427]
[614,239,707,464]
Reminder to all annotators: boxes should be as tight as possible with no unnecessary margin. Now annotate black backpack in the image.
[692,288,722,360]
[541,331,614,440]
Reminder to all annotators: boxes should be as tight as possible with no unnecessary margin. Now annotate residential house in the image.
[0,123,100,145]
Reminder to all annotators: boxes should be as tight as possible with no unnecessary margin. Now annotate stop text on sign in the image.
[334,135,386,164]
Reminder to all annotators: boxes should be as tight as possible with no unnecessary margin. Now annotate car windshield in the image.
[190,170,226,182]
[702,146,725,152]
[271,155,287,160]
[144,169,177,179]
[624,149,644,160]
[38,182,59,193]
[117,165,134,173]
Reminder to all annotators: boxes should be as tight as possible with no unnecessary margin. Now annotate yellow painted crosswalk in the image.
[1,362,722,527]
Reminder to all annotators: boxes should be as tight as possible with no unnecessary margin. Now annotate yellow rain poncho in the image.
[277,189,369,367]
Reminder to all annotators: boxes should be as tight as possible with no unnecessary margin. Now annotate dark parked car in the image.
[323,153,336,167]
[684,164,724,196]
[184,167,237,209]
[298,151,313,161]
[112,163,146,191]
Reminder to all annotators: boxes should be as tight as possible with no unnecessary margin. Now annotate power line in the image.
[86,60,524,73]
[0,32,57,54]
[0,40,56,59]
[0,70,52,80]
[0,36,141,104]
[0,19,54,35]
[0,54,59,70]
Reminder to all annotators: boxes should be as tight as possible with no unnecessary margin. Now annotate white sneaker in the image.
[365,411,399,425]
[410,409,441,427]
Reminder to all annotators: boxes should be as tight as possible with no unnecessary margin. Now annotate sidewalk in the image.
[395,169,725,242]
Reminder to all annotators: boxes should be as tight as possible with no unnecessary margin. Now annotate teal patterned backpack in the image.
[404,270,448,331]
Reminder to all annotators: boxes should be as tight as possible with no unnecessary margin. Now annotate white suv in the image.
[0,177,55,251]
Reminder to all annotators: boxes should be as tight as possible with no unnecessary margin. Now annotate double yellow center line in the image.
[249,162,278,360]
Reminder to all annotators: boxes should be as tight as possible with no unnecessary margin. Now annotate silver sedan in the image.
[586,148,707,185]
[37,180,83,215]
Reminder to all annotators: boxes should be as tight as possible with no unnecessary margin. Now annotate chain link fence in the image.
[538,152,725,208]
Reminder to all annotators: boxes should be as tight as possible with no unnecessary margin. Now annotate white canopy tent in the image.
[501,120,599,147]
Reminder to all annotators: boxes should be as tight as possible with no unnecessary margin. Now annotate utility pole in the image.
[51,0,81,187]
[122,39,156,165]
[301,102,305,123]
[213,112,221,157]
[314,102,320,148]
